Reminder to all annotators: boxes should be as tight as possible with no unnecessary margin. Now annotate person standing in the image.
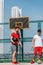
[30,29,43,64]
[11,27,22,64]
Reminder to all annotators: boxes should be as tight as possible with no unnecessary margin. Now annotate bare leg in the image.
[38,55,41,60]
[30,54,36,64]
[37,52,42,60]
[12,51,17,62]
[32,55,35,61]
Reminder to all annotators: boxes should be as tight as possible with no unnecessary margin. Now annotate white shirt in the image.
[33,34,42,47]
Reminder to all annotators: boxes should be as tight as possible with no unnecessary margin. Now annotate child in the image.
[30,29,43,64]
[11,27,22,64]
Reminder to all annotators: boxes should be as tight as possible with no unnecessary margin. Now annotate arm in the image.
[17,32,22,47]
[32,38,35,48]
[19,41,22,48]
[17,38,22,48]
[41,36,43,42]
[42,39,43,42]
[42,37,43,42]
[11,36,15,43]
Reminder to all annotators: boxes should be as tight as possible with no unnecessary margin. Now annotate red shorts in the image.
[34,47,42,56]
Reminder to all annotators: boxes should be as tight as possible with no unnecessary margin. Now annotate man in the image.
[30,29,43,64]
[11,27,22,64]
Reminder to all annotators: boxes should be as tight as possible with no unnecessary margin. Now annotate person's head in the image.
[37,29,41,36]
[15,27,20,32]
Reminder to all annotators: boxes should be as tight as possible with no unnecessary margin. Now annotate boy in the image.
[30,29,43,64]
[11,27,22,64]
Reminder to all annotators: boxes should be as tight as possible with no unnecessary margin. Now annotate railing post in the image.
[38,22,41,29]
[20,29,24,61]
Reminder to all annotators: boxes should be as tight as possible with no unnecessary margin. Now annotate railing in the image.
[0,20,43,62]
[0,37,33,43]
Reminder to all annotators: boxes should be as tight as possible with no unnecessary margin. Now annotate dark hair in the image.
[37,29,41,33]
[15,27,20,29]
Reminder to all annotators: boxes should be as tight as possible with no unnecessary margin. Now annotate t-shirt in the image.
[11,32,20,45]
[33,34,42,47]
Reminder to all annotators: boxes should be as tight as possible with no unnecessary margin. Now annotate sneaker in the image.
[30,60,35,64]
[12,61,19,64]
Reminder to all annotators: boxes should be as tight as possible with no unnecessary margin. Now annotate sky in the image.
[4,0,43,39]
[4,0,43,53]
[4,0,43,22]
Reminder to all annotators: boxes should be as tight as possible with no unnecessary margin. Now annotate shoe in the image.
[12,61,19,64]
[30,60,35,64]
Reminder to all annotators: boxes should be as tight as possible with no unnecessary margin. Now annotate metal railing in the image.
[0,20,43,62]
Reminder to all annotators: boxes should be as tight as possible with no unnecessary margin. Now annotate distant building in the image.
[11,6,22,17]
[0,0,4,54]
[0,0,4,27]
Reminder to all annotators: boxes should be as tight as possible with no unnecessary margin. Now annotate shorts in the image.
[12,44,18,53]
[34,47,42,56]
